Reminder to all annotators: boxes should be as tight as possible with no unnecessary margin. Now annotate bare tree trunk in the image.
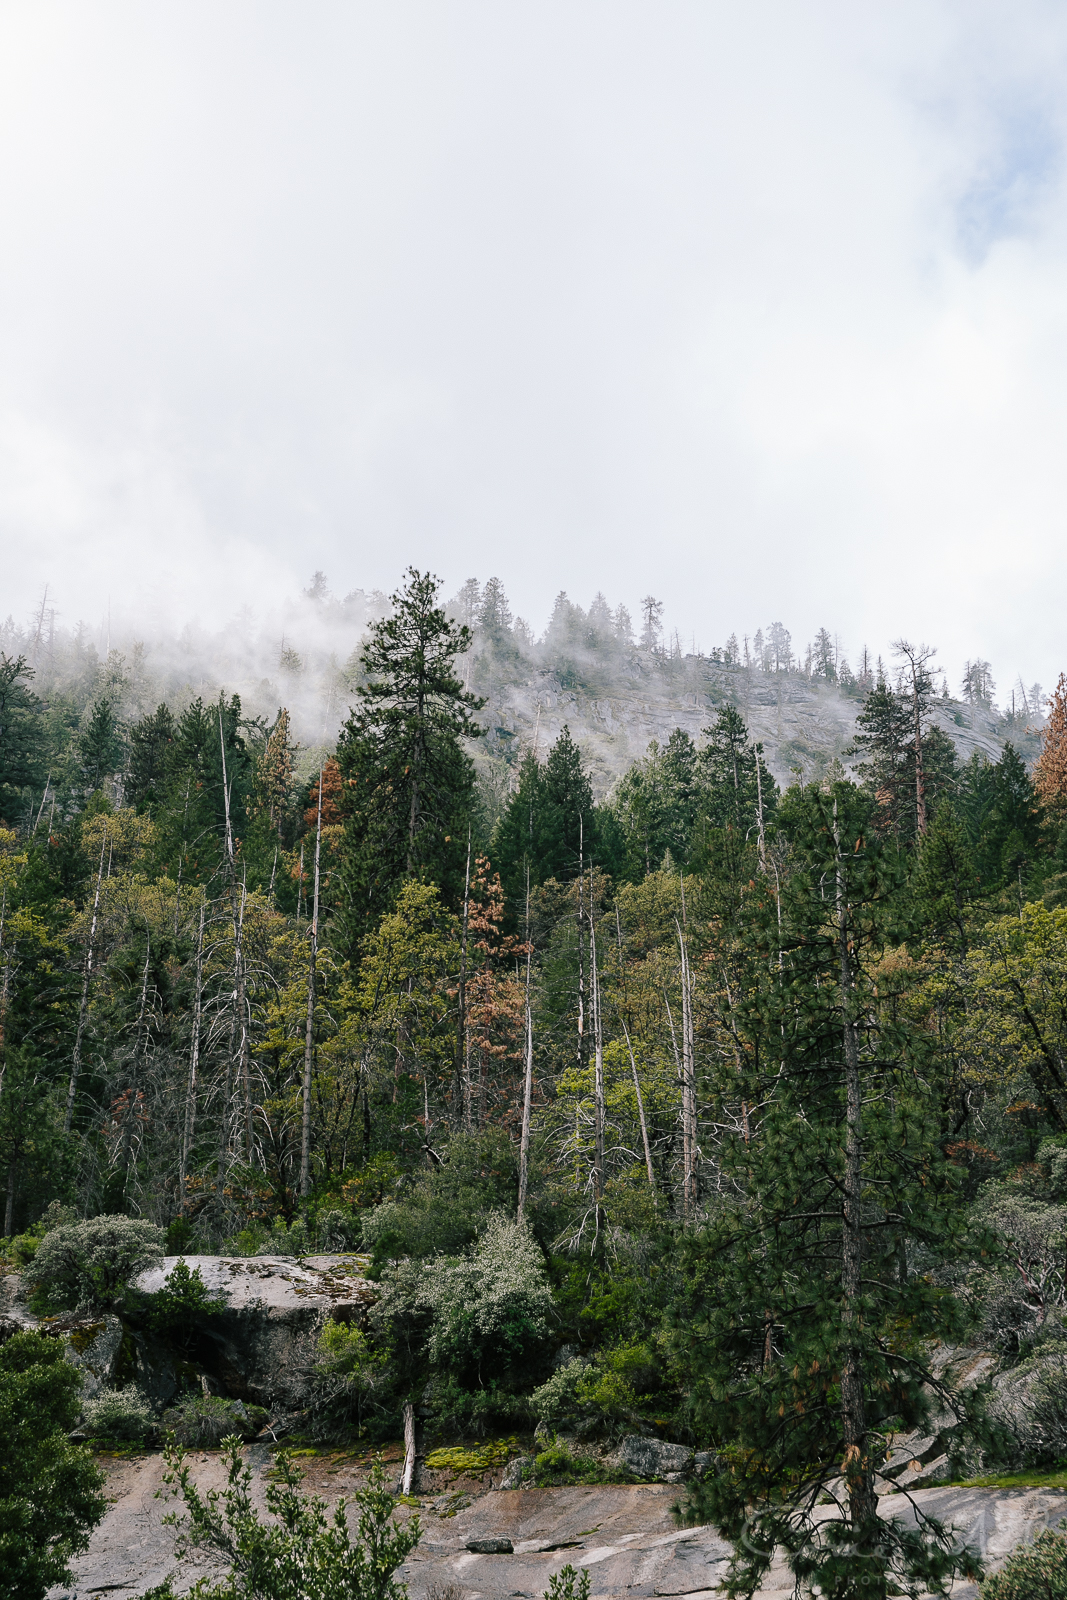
[577,818,586,1074]
[457,832,471,1128]
[591,914,605,1250]
[755,747,767,872]
[622,1021,656,1196]
[518,871,534,1221]
[675,917,696,1217]
[833,800,878,1531]
[179,901,206,1212]
[65,834,108,1133]
[120,934,152,1197]
[300,768,323,1197]
[401,1402,417,1495]
[234,879,254,1164]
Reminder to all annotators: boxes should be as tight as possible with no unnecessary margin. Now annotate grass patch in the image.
[949,1467,1067,1490]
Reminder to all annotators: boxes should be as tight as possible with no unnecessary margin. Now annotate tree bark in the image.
[834,800,878,1532]
[179,900,206,1211]
[65,833,108,1133]
[300,770,323,1196]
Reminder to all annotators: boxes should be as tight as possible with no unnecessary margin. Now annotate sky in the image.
[2,1,1067,697]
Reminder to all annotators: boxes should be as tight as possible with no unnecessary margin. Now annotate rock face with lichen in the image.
[130,1254,377,1412]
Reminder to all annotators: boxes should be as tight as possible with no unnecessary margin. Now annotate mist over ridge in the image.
[2,570,1042,802]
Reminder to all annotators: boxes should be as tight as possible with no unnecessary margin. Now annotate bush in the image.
[159,1439,420,1600]
[0,1330,106,1598]
[979,1521,1067,1598]
[362,1131,517,1265]
[532,1349,646,1437]
[532,1359,589,1429]
[163,1394,268,1446]
[545,1566,591,1600]
[24,1216,164,1311]
[137,1258,227,1345]
[524,1443,619,1487]
[83,1384,155,1443]
[0,1201,78,1270]
[308,1322,389,1439]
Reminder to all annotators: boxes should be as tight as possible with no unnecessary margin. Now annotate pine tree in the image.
[73,699,125,800]
[696,706,776,837]
[674,781,990,1599]
[126,704,177,811]
[0,655,45,824]
[335,569,484,950]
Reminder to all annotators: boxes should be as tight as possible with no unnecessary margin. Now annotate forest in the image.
[3,566,1067,1594]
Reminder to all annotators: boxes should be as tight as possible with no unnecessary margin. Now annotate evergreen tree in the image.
[335,569,484,949]
[72,699,125,801]
[0,655,45,824]
[696,706,776,838]
[613,729,700,878]
[675,782,989,1598]
[537,726,596,881]
[126,703,177,811]
[957,745,1043,895]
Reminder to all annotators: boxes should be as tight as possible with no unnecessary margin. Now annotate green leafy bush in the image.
[139,1258,227,1345]
[163,1394,268,1446]
[83,1384,155,1443]
[544,1565,591,1600]
[375,1212,551,1387]
[24,1216,164,1311]
[0,1330,106,1598]
[0,1201,78,1270]
[979,1521,1067,1598]
[362,1131,517,1265]
[524,1443,618,1486]
[159,1439,420,1599]
[309,1322,389,1438]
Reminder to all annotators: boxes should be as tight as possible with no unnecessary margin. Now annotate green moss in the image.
[67,1322,105,1354]
[424,1438,518,1474]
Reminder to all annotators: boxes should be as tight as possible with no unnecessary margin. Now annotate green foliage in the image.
[163,1394,268,1446]
[674,782,991,1599]
[83,1383,155,1442]
[376,1213,552,1387]
[139,1259,228,1344]
[362,1130,518,1266]
[979,1522,1067,1599]
[0,1330,107,1599]
[525,1444,617,1487]
[335,567,484,949]
[310,1322,389,1437]
[25,1215,164,1311]
[0,654,46,824]
[544,1564,592,1600]
[160,1440,420,1600]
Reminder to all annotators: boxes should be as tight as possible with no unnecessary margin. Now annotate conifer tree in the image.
[0,655,45,824]
[675,782,989,1599]
[335,569,484,950]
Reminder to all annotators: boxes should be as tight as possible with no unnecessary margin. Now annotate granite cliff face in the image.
[471,653,1034,797]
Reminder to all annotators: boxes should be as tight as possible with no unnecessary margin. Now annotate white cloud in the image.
[0,0,1066,691]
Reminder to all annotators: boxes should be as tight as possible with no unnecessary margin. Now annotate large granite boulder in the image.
[131,1254,376,1412]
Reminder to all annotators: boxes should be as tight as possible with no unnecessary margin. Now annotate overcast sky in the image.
[2,2,1066,694]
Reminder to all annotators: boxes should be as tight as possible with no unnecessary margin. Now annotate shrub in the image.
[525,1444,618,1487]
[545,1566,591,1600]
[532,1350,644,1437]
[138,1258,227,1345]
[308,1322,389,1438]
[163,1394,268,1446]
[83,1384,155,1443]
[979,1521,1067,1598]
[531,1359,589,1429]
[0,1330,106,1598]
[159,1439,420,1600]
[23,1216,164,1311]
[362,1131,517,1265]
